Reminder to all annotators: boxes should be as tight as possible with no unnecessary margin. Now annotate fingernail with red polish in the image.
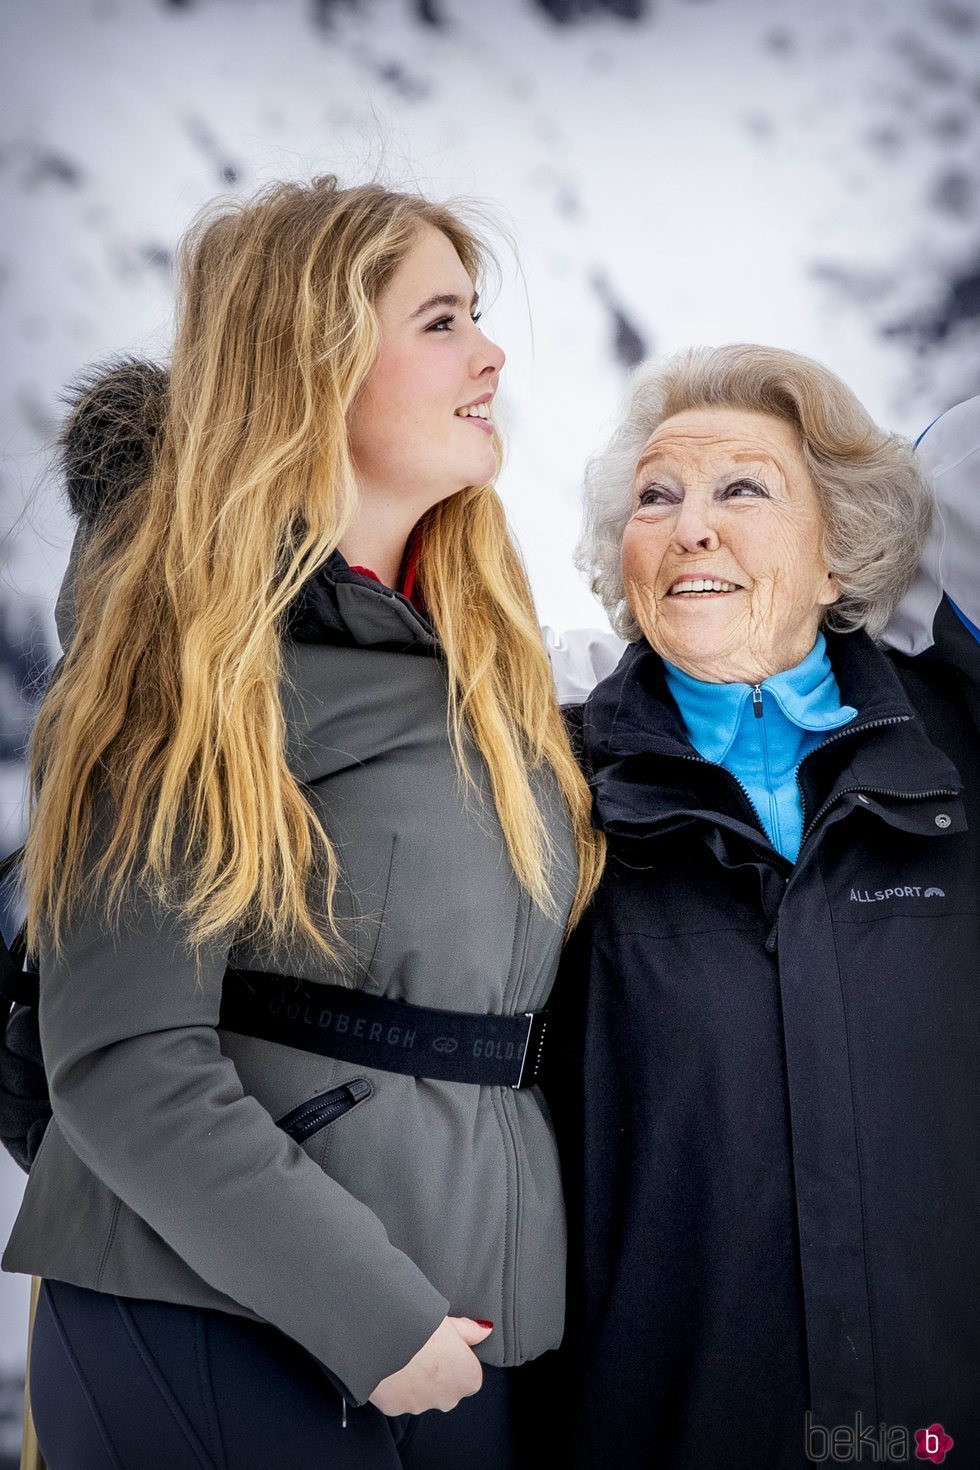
[475,1319,494,1329]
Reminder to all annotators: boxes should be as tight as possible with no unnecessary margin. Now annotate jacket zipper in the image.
[677,750,791,954]
[275,1078,373,1143]
[496,886,537,1361]
[494,1088,523,1362]
[751,684,782,853]
[697,710,923,851]
[680,751,787,870]
[792,712,937,848]
[802,782,960,844]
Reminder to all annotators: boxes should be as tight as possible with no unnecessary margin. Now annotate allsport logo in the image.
[849,885,946,904]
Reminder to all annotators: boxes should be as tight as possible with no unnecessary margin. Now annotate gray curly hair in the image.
[576,344,934,642]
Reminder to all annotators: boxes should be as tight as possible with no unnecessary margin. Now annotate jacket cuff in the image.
[328,1284,450,1406]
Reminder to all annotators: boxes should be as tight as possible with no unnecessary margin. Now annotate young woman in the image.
[2,177,603,1469]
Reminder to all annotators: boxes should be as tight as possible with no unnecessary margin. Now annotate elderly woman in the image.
[554,345,979,1469]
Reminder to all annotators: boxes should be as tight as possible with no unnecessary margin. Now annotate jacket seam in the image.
[499,886,531,1357]
[95,1196,121,1289]
[363,833,398,981]
[504,875,526,1015]
[824,863,881,1425]
[613,921,766,940]
[490,1086,520,1361]
[834,906,976,926]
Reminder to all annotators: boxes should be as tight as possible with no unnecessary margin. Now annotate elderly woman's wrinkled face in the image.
[621,406,841,684]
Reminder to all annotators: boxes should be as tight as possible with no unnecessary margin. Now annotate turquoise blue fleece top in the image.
[664,632,857,862]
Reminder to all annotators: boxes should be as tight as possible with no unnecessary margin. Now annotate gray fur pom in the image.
[59,357,169,524]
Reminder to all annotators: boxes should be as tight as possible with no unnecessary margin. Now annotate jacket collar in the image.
[53,537,440,658]
[284,549,439,654]
[583,630,964,843]
[662,633,856,766]
[919,595,980,732]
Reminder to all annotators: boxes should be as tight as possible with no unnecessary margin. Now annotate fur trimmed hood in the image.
[60,357,168,526]
[52,356,434,657]
[55,358,168,649]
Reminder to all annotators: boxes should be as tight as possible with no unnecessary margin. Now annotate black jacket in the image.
[551,629,980,1469]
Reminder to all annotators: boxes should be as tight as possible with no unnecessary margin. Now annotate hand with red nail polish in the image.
[368,1315,494,1416]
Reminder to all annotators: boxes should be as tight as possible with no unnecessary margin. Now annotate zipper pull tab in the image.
[752,685,763,719]
[342,1396,348,1429]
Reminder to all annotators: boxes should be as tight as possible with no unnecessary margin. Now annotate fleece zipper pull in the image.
[752,684,764,719]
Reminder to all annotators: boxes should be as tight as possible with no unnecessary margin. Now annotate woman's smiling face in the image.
[347,224,505,520]
[621,406,841,684]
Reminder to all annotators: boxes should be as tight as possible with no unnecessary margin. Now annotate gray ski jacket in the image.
[3,378,578,1405]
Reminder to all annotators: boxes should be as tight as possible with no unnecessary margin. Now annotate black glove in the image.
[0,1000,50,1172]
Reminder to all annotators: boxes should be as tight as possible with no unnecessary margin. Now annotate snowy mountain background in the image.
[1,0,979,1449]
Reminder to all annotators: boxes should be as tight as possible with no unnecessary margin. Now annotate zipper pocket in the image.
[276,1078,373,1142]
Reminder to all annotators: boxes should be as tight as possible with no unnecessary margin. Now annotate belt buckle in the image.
[512,1010,548,1089]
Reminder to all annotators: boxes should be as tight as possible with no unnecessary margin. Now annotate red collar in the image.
[349,530,424,612]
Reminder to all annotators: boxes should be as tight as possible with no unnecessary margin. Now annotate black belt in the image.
[219,970,548,1089]
[0,849,548,1089]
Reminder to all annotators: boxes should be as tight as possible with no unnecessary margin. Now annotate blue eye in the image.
[637,485,676,506]
[427,310,482,332]
[724,478,768,498]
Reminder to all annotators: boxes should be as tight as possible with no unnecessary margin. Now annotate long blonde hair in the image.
[24,177,603,967]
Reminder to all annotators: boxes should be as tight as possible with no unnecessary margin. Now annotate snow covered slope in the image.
[0,0,977,1405]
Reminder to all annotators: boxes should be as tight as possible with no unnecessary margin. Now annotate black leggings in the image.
[31,1280,518,1470]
